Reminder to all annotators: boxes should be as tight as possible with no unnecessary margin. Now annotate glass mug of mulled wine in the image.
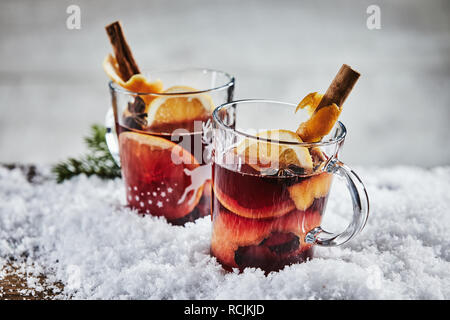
[105,68,235,225]
[210,100,369,272]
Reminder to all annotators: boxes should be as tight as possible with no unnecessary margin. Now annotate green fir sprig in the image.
[52,124,121,183]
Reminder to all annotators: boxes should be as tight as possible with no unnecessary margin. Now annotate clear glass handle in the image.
[305,158,369,246]
[105,108,121,166]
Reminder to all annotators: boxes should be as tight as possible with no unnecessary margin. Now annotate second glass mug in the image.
[106,68,235,225]
[210,100,369,272]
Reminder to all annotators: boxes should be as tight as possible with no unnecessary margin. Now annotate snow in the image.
[0,165,449,300]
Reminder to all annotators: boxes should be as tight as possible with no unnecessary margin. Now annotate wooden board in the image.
[0,263,63,300]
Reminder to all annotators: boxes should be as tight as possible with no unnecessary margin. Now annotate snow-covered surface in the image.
[0,165,449,299]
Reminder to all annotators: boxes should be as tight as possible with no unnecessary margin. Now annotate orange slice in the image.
[119,131,203,220]
[213,130,313,220]
[213,183,296,219]
[235,129,313,172]
[295,92,342,143]
[295,92,323,116]
[296,103,341,142]
[287,173,333,211]
[211,208,322,268]
[145,85,215,128]
[102,54,163,104]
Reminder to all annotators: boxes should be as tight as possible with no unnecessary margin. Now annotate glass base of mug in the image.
[213,247,315,274]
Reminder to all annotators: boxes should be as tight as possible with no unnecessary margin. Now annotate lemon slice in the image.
[145,85,215,128]
[102,54,163,104]
[235,129,313,172]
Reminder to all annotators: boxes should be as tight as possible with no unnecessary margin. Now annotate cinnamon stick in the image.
[315,64,360,113]
[105,21,141,81]
[295,64,360,142]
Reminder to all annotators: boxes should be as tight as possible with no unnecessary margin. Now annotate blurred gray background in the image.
[0,0,449,166]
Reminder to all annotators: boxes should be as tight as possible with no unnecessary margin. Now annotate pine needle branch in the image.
[52,124,121,183]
